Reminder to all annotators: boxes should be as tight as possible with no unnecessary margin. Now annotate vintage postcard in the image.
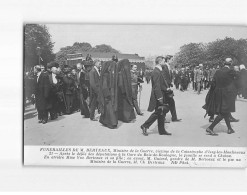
[23,24,247,167]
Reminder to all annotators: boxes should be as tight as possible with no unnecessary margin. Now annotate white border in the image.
[1,0,247,191]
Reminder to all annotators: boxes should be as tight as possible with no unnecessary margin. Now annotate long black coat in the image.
[147,67,169,112]
[240,69,247,98]
[89,67,100,99]
[34,72,51,111]
[203,66,236,115]
[117,59,136,122]
[162,64,172,86]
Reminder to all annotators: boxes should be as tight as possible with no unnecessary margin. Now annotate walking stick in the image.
[138,85,142,110]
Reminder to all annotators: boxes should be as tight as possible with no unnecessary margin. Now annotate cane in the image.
[138,85,142,109]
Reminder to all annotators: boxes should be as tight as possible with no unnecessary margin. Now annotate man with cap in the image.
[203,58,237,135]
[32,65,51,124]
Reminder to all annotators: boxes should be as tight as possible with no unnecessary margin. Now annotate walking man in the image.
[140,56,172,136]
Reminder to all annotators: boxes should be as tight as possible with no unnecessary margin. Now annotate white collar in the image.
[155,65,162,71]
[94,66,100,76]
[224,65,230,69]
[37,72,41,77]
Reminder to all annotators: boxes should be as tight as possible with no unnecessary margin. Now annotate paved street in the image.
[24,82,247,147]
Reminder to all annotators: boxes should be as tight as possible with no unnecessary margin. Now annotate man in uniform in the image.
[140,56,172,136]
[130,64,143,116]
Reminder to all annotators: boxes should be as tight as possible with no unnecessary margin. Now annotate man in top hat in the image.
[140,56,172,136]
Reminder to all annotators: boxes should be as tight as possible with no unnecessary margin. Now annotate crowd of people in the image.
[24,54,247,136]
[141,56,246,136]
[24,56,144,128]
[165,62,247,99]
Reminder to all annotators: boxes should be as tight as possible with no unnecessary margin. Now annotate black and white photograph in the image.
[23,24,247,167]
[2,0,247,192]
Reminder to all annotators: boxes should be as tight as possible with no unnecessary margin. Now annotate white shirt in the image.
[37,72,41,82]
[94,66,100,76]
[52,73,57,84]
[155,65,162,71]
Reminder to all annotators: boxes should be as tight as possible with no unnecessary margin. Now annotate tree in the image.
[90,44,119,53]
[24,24,55,71]
[170,43,206,68]
[55,42,120,65]
[171,37,247,68]
[205,37,247,66]
[55,42,93,65]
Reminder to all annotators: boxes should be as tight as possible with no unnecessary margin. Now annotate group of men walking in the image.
[172,64,217,94]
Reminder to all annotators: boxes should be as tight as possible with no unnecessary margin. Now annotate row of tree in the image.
[24,24,120,71]
[170,37,247,69]
[24,25,247,71]
[55,42,120,65]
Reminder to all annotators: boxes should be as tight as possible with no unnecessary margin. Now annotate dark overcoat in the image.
[35,72,51,110]
[147,67,169,112]
[203,66,236,115]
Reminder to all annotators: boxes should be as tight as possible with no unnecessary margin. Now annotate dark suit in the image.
[162,65,179,121]
[77,70,90,117]
[143,66,169,135]
[34,72,51,122]
[89,67,100,119]
[204,66,237,131]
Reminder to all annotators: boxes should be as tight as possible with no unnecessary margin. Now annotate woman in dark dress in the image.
[117,59,136,122]
[240,65,247,99]
[61,68,76,114]
[98,61,119,129]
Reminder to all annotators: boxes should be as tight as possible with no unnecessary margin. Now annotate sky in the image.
[45,24,247,58]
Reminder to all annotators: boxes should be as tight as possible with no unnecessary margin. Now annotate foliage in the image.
[55,42,120,65]
[171,37,247,68]
[24,24,55,71]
